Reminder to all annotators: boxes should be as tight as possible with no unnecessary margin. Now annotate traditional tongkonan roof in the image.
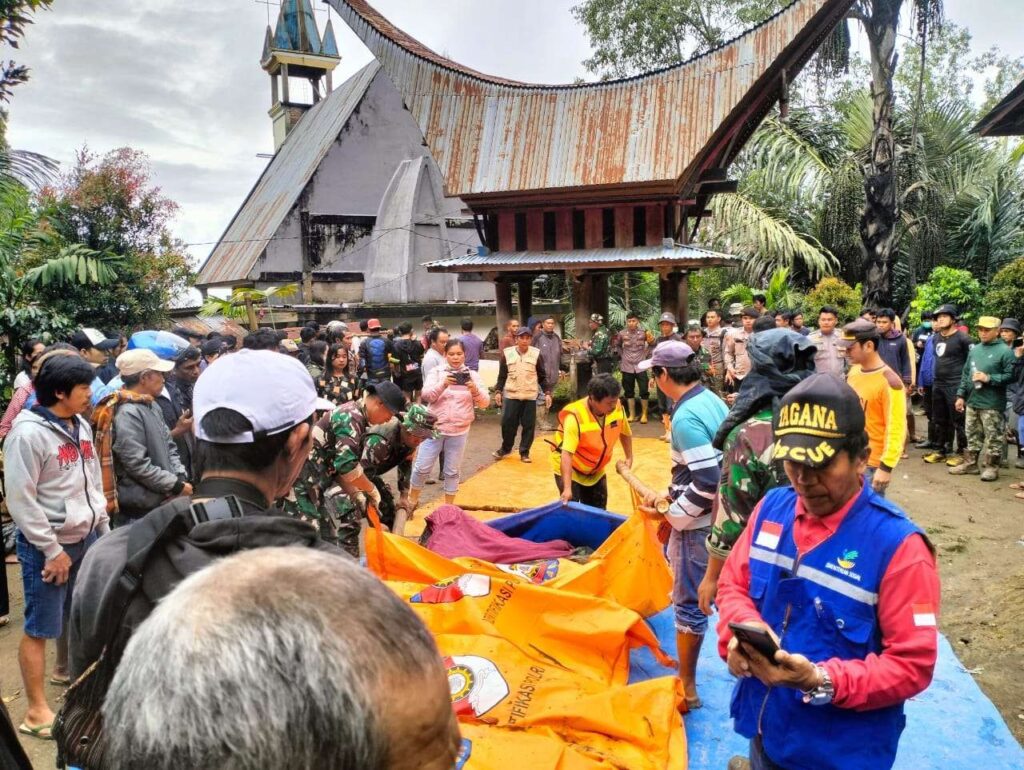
[329,0,856,205]
[973,78,1024,137]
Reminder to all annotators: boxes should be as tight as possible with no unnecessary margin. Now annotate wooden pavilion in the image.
[330,0,856,338]
[974,78,1024,137]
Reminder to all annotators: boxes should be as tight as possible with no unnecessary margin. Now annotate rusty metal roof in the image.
[196,62,381,287]
[424,245,741,274]
[329,0,854,201]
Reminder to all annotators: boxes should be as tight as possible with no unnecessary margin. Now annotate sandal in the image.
[0,616,9,628]
[1009,482,1024,490]
[49,674,71,686]
[18,722,54,740]
[1015,492,1024,500]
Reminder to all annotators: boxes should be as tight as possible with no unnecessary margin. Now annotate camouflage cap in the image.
[402,403,439,439]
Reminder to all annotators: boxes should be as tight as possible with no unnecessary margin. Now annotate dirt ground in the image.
[2,412,1022,766]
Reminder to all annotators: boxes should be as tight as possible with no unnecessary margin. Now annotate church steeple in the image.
[261,0,341,151]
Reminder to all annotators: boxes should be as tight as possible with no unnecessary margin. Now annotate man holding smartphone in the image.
[716,375,940,770]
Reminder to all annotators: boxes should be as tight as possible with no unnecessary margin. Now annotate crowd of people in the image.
[0,294,1018,769]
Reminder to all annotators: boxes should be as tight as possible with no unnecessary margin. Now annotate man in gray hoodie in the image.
[109,349,191,526]
[3,354,110,739]
[533,316,563,431]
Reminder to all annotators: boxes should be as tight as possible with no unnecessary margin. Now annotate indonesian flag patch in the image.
[755,521,783,550]
[913,603,937,627]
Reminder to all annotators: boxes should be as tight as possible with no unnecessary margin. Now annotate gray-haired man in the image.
[102,547,461,770]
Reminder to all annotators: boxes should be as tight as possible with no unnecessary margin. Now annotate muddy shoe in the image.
[945,454,965,468]
[981,454,1000,481]
[922,451,947,464]
[727,758,752,770]
[1015,457,1024,469]
[948,452,979,475]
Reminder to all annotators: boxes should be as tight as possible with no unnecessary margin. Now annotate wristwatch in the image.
[802,664,835,706]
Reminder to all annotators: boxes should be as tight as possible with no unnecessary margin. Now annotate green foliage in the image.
[805,277,861,322]
[688,267,735,316]
[31,147,193,331]
[982,258,1024,324]
[719,283,753,308]
[909,266,983,328]
[201,285,299,329]
[0,0,52,102]
[571,0,787,78]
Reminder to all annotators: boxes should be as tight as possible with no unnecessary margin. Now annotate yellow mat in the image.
[406,436,673,537]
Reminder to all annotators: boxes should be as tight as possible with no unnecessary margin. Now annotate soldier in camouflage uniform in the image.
[696,328,816,614]
[282,383,407,556]
[587,313,613,374]
[685,324,724,398]
[362,405,438,529]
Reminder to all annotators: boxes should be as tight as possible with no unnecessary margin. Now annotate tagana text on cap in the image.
[116,349,175,377]
[636,340,695,371]
[193,349,317,444]
[771,373,865,468]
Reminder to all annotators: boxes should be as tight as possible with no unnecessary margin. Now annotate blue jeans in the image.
[1017,414,1024,447]
[411,433,469,495]
[668,527,710,635]
[17,530,97,639]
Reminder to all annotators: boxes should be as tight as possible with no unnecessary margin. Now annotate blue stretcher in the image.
[489,504,1024,770]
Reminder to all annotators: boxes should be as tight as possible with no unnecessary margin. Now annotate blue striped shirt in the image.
[668,385,728,531]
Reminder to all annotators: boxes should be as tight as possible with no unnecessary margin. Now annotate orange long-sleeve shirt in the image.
[847,363,907,471]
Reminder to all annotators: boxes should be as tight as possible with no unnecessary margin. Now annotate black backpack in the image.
[53,496,247,769]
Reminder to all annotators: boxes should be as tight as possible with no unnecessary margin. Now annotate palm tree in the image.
[200,284,300,331]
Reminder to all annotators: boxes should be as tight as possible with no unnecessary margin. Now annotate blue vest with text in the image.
[731,485,924,770]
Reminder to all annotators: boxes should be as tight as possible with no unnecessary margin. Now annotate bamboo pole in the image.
[615,460,669,514]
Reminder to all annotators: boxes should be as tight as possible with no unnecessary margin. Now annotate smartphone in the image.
[728,622,781,664]
[452,371,471,385]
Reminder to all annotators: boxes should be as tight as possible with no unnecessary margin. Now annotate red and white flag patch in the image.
[912,603,936,627]
[755,521,783,550]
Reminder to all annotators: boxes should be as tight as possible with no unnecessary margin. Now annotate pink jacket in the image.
[421,366,490,435]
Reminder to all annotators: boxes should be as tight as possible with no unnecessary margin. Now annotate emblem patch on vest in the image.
[755,520,782,550]
[912,603,936,627]
[826,549,862,582]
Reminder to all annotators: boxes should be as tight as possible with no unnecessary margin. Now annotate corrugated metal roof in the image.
[329,0,854,199]
[424,245,741,273]
[196,62,381,286]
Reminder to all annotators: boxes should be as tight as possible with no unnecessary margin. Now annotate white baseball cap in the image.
[193,349,317,444]
[116,349,175,377]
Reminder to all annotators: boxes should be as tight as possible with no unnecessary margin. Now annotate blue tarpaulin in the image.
[490,504,1024,769]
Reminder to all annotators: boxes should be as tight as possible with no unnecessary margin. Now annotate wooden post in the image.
[677,271,689,326]
[517,278,533,322]
[659,271,675,317]
[572,273,593,341]
[493,276,512,335]
[243,299,259,331]
[592,274,609,323]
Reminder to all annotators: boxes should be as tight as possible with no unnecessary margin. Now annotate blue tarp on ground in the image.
[490,505,1024,769]
[630,608,1024,770]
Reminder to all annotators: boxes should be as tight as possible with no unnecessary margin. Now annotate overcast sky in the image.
[5,0,1023,268]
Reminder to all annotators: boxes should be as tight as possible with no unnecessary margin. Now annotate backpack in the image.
[54,496,248,769]
[361,336,390,379]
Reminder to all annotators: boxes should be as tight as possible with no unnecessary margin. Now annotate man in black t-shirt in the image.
[392,321,425,399]
[924,304,973,466]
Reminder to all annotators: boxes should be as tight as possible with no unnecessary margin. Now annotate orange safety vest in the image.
[551,397,624,478]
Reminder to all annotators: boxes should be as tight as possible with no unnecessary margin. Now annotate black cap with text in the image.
[771,373,865,468]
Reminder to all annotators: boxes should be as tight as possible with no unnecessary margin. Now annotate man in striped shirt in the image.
[639,341,728,710]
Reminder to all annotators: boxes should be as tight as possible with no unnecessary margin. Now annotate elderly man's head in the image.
[103,547,460,770]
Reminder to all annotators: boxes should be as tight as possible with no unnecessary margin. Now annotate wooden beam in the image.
[592,273,609,322]
[517,278,533,322]
[572,273,594,341]
[583,209,603,249]
[497,211,517,252]
[644,204,664,246]
[494,278,513,334]
[554,209,574,251]
[525,211,545,251]
[614,206,634,248]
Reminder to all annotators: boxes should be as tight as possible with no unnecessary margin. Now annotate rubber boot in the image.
[676,632,705,711]
[980,453,1000,482]
[626,398,636,422]
[640,400,649,424]
[661,414,671,442]
[948,450,979,475]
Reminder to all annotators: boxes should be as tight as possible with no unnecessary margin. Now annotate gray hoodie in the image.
[3,408,110,560]
[112,399,185,513]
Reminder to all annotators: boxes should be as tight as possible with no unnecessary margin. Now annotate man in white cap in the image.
[92,349,189,528]
[70,349,343,682]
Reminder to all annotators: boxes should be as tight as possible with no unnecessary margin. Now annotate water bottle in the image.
[972,361,983,390]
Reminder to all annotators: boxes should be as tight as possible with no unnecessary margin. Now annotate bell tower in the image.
[261,0,341,151]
